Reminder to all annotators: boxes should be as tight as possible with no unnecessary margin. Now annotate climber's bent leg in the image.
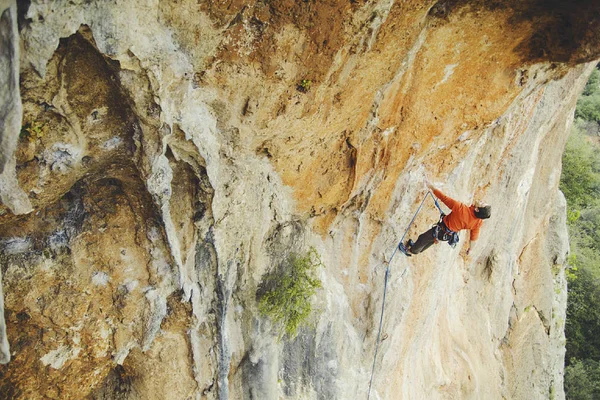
[408,227,437,254]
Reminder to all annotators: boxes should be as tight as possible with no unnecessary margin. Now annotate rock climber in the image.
[402,179,491,256]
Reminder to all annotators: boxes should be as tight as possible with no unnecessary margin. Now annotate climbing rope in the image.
[366,191,443,400]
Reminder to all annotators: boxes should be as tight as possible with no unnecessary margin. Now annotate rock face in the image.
[0,0,599,399]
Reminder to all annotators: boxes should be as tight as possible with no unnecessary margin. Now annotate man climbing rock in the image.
[403,179,491,256]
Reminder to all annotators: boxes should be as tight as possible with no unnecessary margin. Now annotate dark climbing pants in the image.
[410,225,447,254]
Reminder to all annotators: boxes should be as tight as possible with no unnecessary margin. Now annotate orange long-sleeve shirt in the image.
[433,188,483,241]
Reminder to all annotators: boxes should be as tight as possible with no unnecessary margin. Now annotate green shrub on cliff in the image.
[258,247,323,339]
[20,121,47,142]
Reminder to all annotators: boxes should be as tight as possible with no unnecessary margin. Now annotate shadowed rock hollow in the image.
[0,0,599,398]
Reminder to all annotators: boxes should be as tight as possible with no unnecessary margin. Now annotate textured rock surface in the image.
[0,0,599,398]
[0,0,25,366]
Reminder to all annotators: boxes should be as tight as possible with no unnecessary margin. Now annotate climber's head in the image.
[474,201,491,219]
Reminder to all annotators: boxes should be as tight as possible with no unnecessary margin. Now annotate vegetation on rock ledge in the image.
[258,247,323,340]
[20,121,47,143]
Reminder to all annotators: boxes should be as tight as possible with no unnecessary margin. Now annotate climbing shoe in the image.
[398,242,412,257]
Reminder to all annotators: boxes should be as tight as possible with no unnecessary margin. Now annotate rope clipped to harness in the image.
[366,191,443,400]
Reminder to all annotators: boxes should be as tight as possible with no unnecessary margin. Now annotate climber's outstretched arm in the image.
[426,179,460,211]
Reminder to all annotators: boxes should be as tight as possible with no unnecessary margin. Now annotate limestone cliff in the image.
[0,0,599,399]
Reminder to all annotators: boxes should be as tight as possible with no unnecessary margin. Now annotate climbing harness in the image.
[432,218,460,248]
[366,191,445,400]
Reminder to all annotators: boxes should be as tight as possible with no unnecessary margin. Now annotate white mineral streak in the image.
[0,266,8,365]
[91,271,109,287]
[0,0,25,365]
[40,344,81,369]
[0,0,31,216]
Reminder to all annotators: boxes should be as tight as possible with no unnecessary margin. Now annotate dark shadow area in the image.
[429,0,600,64]
[16,0,31,32]
[90,365,132,400]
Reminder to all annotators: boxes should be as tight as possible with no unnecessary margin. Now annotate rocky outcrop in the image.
[0,0,599,399]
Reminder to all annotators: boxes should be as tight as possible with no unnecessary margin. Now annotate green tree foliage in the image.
[565,267,600,363]
[561,64,600,400]
[582,68,600,96]
[564,359,600,400]
[258,247,323,339]
[575,94,600,122]
[560,127,600,211]
[576,67,600,121]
